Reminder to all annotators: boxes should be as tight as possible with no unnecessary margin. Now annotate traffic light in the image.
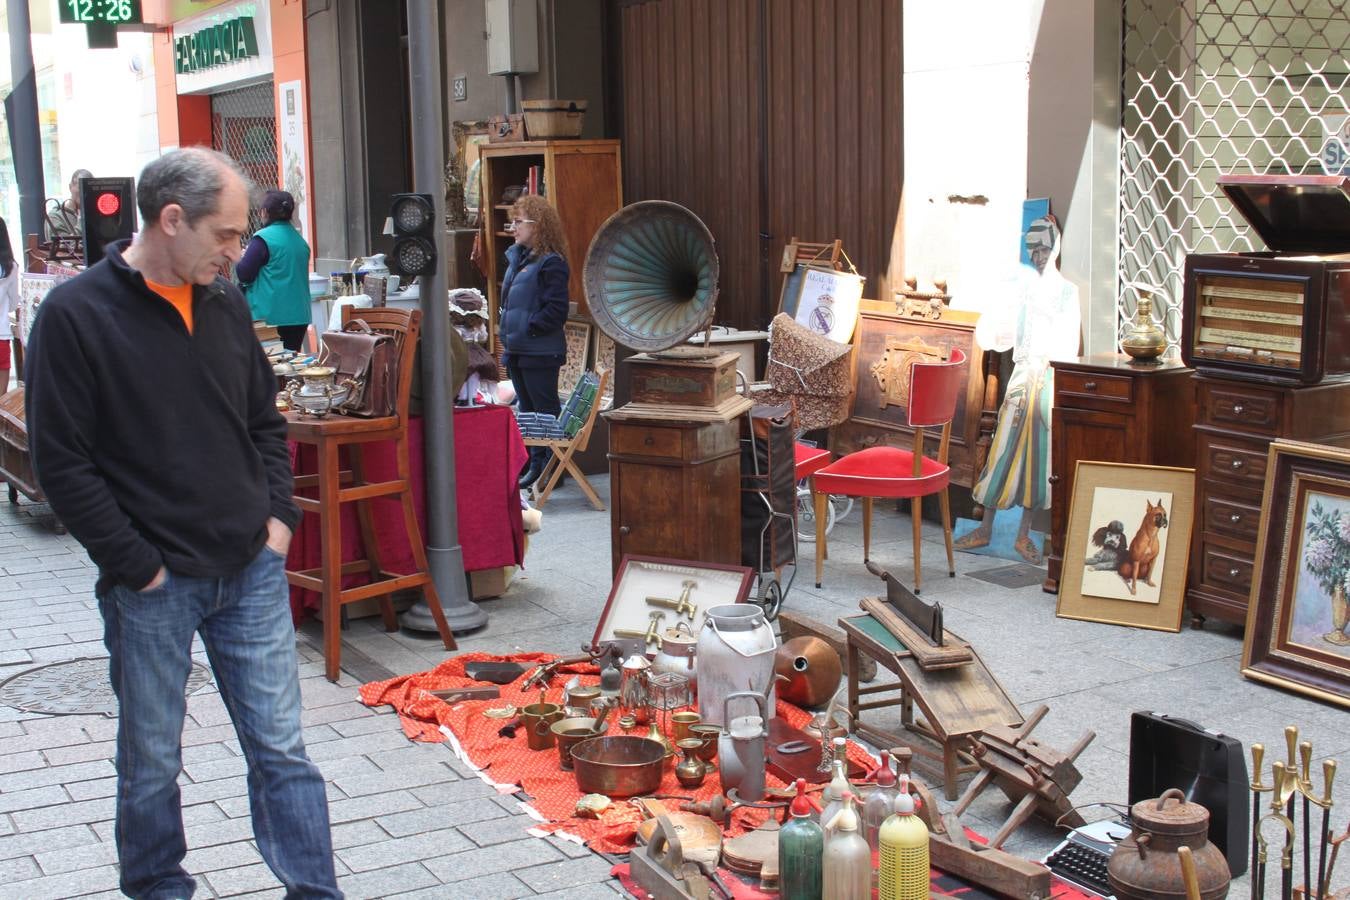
[81,176,136,267]
[388,193,437,277]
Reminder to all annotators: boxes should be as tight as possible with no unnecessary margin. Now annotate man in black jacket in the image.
[25,148,341,900]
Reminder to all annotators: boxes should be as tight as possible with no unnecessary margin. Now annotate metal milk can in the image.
[718,691,768,802]
[697,604,777,727]
[1108,789,1231,900]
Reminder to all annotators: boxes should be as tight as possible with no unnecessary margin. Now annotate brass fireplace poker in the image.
[614,612,666,649]
[646,579,699,622]
[1249,727,1339,900]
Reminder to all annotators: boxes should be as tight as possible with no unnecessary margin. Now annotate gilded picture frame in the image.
[1056,461,1196,632]
[1241,439,1350,709]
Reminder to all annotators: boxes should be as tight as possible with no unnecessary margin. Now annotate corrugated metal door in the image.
[211,81,280,237]
[611,0,903,331]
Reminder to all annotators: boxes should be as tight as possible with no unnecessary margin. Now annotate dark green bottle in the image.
[779,778,824,900]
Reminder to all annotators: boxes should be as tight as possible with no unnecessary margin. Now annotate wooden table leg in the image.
[846,637,860,728]
[317,440,343,683]
[953,767,993,818]
[942,737,961,801]
[815,491,828,588]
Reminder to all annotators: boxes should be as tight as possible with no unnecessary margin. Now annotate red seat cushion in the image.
[813,446,950,499]
[794,444,833,480]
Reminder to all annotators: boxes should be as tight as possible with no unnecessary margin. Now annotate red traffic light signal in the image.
[95,192,122,216]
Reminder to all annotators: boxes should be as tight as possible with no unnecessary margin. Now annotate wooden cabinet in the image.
[606,413,743,575]
[479,139,623,352]
[1045,356,1195,593]
[1186,376,1350,626]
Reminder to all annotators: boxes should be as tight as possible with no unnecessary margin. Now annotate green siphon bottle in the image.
[779,778,825,900]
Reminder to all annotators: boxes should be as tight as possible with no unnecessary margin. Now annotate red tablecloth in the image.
[288,405,528,623]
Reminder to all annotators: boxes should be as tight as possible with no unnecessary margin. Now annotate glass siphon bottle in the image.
[819,746,850,837]
[863,749,900,853]
[822,793,871,900]
[778,778,824,900]
[878,775,930,900]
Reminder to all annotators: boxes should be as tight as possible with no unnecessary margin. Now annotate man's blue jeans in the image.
[99,546,342,899]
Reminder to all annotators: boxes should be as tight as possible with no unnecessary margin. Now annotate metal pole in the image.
[6,0,47,244]
[399,0,487,634]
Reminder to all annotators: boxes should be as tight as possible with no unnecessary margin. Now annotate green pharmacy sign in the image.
[175,15,260,74]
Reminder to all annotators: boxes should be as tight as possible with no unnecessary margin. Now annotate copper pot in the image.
[570,736,666,797]
[773,636,843,708]
[551,718,601,770]
[1108,789,1230,900]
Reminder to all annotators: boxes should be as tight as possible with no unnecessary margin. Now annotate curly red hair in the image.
[511,194,569,260]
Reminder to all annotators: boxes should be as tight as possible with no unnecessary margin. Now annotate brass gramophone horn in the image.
[583,200,719,354]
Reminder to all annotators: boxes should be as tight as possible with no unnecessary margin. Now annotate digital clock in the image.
[58,0,143,25]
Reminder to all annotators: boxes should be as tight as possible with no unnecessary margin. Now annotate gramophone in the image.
[586,201,754,571]
[585,201,753,422]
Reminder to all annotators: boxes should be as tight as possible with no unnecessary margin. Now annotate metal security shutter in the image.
[211,81,279,237]
[1119,0,1350,355]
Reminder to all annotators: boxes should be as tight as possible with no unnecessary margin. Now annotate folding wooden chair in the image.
[523,368,609,511]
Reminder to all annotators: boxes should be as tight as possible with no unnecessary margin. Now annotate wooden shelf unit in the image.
[478,140,623,353]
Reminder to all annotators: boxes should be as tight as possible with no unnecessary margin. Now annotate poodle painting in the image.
[1080,487,1174,605]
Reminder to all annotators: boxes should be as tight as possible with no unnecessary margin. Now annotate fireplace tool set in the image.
[1249,726,1342,900]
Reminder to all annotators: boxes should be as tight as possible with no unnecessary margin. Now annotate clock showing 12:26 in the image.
[59,0,143,25]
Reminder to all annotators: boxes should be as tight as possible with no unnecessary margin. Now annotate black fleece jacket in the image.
[24,242,300,595]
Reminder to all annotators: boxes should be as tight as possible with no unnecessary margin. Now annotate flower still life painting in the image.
[1290,492,1350,653]
[1242,439,1350,709]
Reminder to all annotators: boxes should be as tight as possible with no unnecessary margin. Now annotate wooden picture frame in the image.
[1241,440,1350,708]
[1056,461,1196,632]
[831,302,995,488]
[559,318,593,399]
[592,331,616,406]
[591,556,755,656]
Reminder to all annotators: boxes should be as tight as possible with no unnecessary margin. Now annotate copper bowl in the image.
[569,736,666,797]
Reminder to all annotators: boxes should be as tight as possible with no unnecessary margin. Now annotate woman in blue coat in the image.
[500,194,570,489]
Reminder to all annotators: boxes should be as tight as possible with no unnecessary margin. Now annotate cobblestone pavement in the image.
[0,476,1347,898]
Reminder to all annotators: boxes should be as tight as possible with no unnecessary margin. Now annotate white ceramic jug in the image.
[697,604,777,727]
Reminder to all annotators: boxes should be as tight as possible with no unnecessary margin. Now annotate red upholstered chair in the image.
[811,347,967,592]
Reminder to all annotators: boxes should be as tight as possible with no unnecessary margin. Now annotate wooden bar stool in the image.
[285,307,456,682]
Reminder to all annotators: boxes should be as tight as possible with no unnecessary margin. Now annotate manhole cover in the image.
[965,564,1046,589]
[0,657,214,717]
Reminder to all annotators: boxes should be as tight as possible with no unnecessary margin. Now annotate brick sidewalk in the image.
[3,474,1348,898]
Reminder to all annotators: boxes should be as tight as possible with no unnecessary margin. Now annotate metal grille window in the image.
[211,81,279,238]
[1119,0,1350,355]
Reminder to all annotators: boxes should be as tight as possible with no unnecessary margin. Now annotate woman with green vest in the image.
[237,190,312,352]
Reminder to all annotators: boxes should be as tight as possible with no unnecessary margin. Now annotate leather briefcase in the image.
[319,319,397,417]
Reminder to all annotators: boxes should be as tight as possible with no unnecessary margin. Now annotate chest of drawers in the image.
[1186,376,1350,626]
[1045,356,1194,592]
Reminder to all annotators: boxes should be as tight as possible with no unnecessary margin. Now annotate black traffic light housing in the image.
[388,193,437,277]
[81,176,136,267]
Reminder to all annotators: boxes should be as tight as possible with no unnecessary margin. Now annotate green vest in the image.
[244,221,311,326]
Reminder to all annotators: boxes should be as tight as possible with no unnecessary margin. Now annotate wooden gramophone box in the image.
[624,350,748,419]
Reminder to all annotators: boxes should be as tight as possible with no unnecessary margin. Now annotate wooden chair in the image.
[812,348,968,593]
[285,306,456,682]
[522,368,609,511]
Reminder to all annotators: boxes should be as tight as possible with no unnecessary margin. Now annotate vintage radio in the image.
[1181,174,1350,385]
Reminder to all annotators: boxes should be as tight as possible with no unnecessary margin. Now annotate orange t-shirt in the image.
[145,279,194,334]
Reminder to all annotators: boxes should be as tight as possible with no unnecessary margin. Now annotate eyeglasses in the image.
[506,218,536,230]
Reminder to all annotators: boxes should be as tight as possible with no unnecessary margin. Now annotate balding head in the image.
[136,148,256,228]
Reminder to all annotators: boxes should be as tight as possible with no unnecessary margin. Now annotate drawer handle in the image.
[1231,403,1244,416]
[1083,381,1097,391]
[1048,474,1060,484]
[1229,513,1242,524]
[1231,459,1244,470]
[619,526,630,536]
[644,436,655,446]
[1228,567,1240,579]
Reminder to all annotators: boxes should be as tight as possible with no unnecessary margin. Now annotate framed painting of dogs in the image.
[1241,440,1350,709]
[1057,461,1196,632]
